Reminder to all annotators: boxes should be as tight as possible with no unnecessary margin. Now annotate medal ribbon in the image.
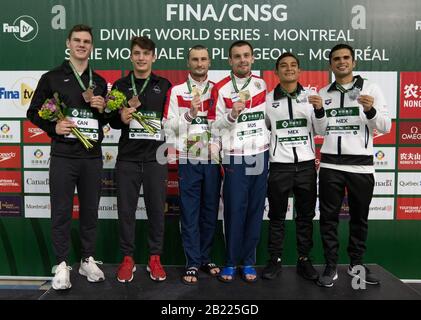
[131,72,150,97]
[187,78,210,96]
[230,71,252,93]
[69,61,93,91]
[335,83,349,94]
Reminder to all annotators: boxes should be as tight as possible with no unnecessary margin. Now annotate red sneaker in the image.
[147,255,166,281]
[117,256,136,283]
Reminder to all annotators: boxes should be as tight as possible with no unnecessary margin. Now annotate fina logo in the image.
[2,15,39,42]
[0,75,39,110]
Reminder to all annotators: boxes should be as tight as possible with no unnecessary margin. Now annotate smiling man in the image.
[317,44,391,288]
[263,52,326,281]
[27,24,108,290]
[163,45,221,285]
[210,40,269,283]
[109,36,171,283]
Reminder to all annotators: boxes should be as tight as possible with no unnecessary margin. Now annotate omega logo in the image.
[402,126,421,140]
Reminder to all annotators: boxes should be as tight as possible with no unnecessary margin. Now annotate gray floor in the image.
[1,264,420,300]
[407,283,421,295]
[35,264,421,300]
[0,289,45,300]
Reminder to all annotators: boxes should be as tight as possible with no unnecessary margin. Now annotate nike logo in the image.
[64,79,70,82]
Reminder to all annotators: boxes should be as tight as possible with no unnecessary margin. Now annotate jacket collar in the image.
[61,60,91,76]
[327,75,364,92]
[273,82,304,100]
[127,71,160,83]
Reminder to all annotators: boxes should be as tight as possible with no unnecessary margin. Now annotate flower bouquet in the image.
[187,131,211,158]
[38,93,94,150]
[187,131,221,164]
[105,89,160,134]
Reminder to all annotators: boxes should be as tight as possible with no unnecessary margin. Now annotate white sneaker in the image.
[79,256,105,282]
[52,261,72,290]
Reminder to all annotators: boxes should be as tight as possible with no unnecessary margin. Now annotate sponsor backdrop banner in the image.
[0,0,420,278]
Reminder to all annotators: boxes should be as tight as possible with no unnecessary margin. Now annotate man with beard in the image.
[163,45,221,285]
[210,40,269,283]
[316,44,391,288]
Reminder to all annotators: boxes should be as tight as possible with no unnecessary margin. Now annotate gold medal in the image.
[82,87,94,103]
[191,87,202,98]
[239,90,251,103]
[128,95,141,108]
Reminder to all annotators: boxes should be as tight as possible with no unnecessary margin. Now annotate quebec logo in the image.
[2,15,39,42]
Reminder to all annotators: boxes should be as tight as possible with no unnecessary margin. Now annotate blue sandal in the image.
[241,265,257,283]
[218,266,236,283]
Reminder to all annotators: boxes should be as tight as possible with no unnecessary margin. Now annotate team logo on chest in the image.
[153,85,161,94]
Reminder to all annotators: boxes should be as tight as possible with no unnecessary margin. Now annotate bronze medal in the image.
[82,87,94,103]
[128,95,141,108]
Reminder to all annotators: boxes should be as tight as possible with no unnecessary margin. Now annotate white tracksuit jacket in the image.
[318,75,391,173]
[266,83,327,163]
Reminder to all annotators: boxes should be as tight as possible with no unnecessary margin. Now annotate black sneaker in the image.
[347,264,380,285]
[262,258,282,280]
[297,257,319,281]
[317,264,338,288]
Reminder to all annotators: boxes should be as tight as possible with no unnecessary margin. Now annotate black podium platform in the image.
[40,264,421,300]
